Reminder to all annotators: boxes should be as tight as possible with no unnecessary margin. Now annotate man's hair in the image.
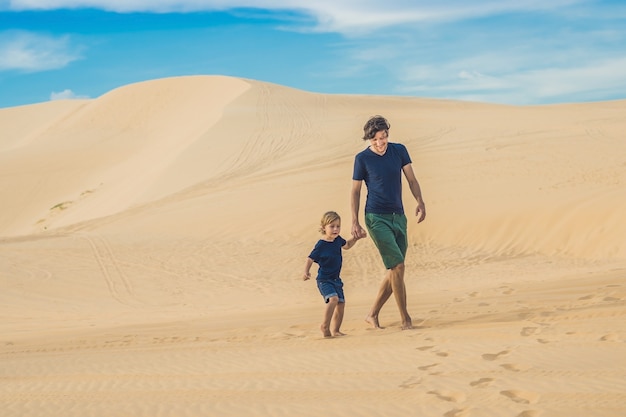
[363,115,391,140]
[319,211,341,234]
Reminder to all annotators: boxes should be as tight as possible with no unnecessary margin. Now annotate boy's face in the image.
[323,220,341,240]
[370,130,389,155]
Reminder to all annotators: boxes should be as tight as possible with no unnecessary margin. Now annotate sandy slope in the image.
[1,75,625,417]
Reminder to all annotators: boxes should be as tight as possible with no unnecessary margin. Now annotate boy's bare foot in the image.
[332,331,346,337]
[320,324,332,338]
[365,315,383,329]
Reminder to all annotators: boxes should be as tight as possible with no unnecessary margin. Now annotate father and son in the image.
[303,115,426,337]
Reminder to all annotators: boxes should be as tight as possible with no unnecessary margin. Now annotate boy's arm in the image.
[303,257,314,280]
[343,233,365,250]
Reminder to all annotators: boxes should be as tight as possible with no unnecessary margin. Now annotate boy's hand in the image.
[303,272,311,281]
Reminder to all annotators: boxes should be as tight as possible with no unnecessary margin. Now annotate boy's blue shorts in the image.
[317,279,345,303]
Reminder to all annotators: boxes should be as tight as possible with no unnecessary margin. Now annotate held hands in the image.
[352,223,368,240]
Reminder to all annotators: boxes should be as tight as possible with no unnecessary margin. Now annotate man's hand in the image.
[416,202,426,223]
[352,223,367,239]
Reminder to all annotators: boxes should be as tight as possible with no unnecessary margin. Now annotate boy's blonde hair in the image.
[319,211,341,234]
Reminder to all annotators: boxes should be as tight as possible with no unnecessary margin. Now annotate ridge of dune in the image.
[0,99,91,151]
[0,75,252,236]
[0,75,625,261]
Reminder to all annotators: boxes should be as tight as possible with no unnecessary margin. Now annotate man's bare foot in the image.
[401,321,413,330]
[365,315,383,329]
[332,331,347,337]
[320,324,332,338]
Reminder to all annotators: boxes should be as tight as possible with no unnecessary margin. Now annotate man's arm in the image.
[402,164,426,223]
[351,179,367,238]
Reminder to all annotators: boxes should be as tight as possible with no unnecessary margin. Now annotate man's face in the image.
[370,130,389,155]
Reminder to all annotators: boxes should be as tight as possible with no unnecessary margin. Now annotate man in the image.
[351,115,426,329]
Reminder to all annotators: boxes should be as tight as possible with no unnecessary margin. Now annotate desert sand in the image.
[1,75,625,417]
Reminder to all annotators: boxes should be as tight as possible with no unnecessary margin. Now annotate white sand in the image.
[1,75,625,417]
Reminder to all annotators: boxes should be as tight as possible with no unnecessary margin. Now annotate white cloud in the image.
[0,31,82,72]
[396,56,626,104]
[2,1,623,105]
[458,70,485,80]
[514,57,626,101]
[50,89,90,100]
[3,0,587,34]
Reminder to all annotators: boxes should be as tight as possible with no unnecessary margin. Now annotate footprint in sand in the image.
[517,411,542,417]
[427,390,466,403]
[469,377,494,388]
[500,363,523,372]
[418,363,440,371]
[600,333,619,342]
[444,408,469,417]
[500,390,540,404]
[399,376,421,389]
[482,350,510,361]
[499,286,516,295]
[521,327,539,337]
[416,345,435,351]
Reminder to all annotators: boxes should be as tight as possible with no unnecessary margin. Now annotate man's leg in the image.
[388,263,412,329]
[365,213,410,329]
[365,275,392,329]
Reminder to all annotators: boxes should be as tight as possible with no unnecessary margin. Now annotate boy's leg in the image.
[321,296,338,338]
[331,302,346,336]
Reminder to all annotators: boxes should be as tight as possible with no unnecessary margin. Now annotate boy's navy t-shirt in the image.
[352,142,412,214]
[308,236,347,281]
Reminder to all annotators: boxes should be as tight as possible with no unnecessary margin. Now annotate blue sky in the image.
[1,0,625,108]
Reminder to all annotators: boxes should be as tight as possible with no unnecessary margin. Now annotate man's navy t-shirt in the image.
[308,236,346,281]
[352,142,412,214]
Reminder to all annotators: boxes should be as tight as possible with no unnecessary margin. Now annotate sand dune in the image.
[1,75,625,417]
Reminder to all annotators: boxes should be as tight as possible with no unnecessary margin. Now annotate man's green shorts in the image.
[365,212,408,269]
